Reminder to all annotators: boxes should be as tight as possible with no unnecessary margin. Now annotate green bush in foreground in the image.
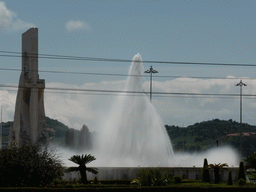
[0,144,64,187]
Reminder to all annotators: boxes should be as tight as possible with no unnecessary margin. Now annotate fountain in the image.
[63,53,240,181]
[96,53,174,167]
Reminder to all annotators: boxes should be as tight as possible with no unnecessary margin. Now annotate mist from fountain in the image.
[57,53,240,168]
[95,53,174,167]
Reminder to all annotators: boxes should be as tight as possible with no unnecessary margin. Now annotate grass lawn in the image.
[1,179,256,191]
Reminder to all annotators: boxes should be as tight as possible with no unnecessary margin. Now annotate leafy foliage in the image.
[66,154,98,184]
[136,168,171,186]
[165,119,256,156]
[46,116,69,138]
[0,144,64,187]
[245,151,256,169]
[238,178,246,186]
[65,125,92,151]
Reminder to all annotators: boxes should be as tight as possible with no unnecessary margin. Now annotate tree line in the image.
[165,119,256,156]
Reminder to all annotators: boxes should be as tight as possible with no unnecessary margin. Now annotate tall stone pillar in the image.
[9,28,48,147]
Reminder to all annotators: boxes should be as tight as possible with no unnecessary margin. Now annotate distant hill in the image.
[45,116,69,138]
[165,119,256,157]
[3,117,256,157]
[2,117,70,144]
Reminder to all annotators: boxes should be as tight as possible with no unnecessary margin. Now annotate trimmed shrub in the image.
[93,176,99,184]
[238,161,246,181]
[227,170,233,185]
[173,175,182,184]
[238,178,246,186]
[201,158,211,182]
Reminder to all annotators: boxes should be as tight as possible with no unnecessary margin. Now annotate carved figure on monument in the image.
[9,28,48,146]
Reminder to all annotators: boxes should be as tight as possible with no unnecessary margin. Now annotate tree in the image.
[245,151,256,169]
[201,158,211,182]
[0,144,63,187]
[227,170,233,185]
[65,129,76,148]
[66,154,98,184]
[78,125,91,150]
[209,163,228,183]
[237,161,246,181]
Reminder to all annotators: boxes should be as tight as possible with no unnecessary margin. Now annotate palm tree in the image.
[208,163,228,183]
[66,154,98,184]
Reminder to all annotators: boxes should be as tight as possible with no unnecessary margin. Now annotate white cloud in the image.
[1,77,255,131]
[65,20,91,32]
[0,1,35,31]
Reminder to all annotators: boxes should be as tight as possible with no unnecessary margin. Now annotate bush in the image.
[93,176,99,184]
[201,158,211,182]
[0,144,64,187]
[130,179,140,185]
[137,168,171,186]
[238,161,246,181]
[227,170,233,185]
[173,175,182,184]
[238,178,246,186]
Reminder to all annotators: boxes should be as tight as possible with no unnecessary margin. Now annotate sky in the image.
[0,0,256,131]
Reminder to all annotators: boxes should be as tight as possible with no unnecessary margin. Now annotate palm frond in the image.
[209,163,228,169]
[86,167,99,174]
[69,155,82,165]
[82,154,96,164]
[68,154,96,166]
[66,166,80,173]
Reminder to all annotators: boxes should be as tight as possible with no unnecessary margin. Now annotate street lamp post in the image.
[236,80,246,154]
[236,80,247,125]
[144,66,158,102]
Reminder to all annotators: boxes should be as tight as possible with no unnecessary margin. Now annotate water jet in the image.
[62,53,240,181]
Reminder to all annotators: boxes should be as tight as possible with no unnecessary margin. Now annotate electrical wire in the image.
[0,67,256,81]
[0,84,255,98]
[1,50,256,67]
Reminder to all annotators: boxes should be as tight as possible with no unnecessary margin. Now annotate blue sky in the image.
[1,0,256,129]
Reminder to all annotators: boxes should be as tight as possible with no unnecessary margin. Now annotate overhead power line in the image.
[2,87,256,100]
[1,50,256,67]
[0,67,256,81]
[0,84,256,98]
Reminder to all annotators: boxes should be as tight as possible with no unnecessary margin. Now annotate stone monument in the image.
[9,28,48,146]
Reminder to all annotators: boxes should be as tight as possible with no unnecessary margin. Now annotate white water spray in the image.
[57,53,240,168]
[96,53,174,167]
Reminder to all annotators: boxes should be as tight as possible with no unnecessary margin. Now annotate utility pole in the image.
[236,80,246,154]
[144,66,158,102]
